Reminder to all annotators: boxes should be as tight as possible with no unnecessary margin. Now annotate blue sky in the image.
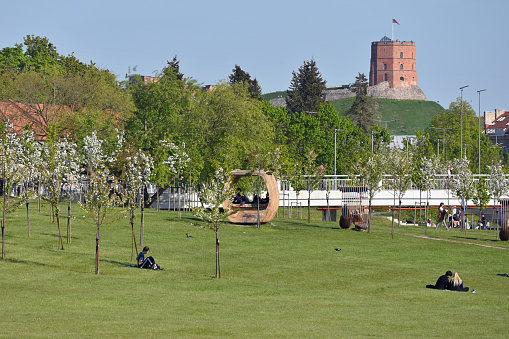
[1,0,508,115]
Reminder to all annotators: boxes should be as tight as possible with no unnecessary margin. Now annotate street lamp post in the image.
[371,130,381,153]
[430,127,454,159]
[460,85,469,159]
[437,139,444,156]
[464,143,472,159]
[477,89,486,175]
[334,129,343,176]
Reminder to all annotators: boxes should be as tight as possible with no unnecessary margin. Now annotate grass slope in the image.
[263,92,444,135]
[1,203,508,338]
[331,98,444,135]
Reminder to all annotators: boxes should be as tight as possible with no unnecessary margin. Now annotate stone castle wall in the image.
[269,81,427,107]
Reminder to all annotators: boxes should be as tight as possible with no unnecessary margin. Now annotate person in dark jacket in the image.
[426,270,452,289]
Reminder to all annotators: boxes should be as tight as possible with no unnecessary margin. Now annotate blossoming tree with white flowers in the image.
[15,128,41,237]
[161,141,190,219]
[0,123,34,259]
[193,168,235,278]
[451,158,474,235]
[79,131,126,274]
[40,135,80,249]
[118,141,153,256]
[419,156,443,234]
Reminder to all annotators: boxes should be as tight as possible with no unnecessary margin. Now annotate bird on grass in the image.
[334,248,341,251]
[186,233,193,238]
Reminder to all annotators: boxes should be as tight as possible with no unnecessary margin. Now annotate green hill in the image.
[263,92,444,135]
[332,97,444,135]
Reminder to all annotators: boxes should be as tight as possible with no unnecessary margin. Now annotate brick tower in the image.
[369,36,417,89]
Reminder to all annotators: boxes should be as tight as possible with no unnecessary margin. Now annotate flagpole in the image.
[392,21,394,41]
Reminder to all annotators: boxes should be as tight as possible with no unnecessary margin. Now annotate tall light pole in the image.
[334,129,343,176]
[437,139,444,156]
[371,130,381,153]
[477,89,486,175]
[430,126,453,159]
[460,85,469,159]
[464,143,471,159]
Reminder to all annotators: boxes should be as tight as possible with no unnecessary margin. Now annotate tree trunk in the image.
[141,200,145,241]
[391,189,395,239]
[37,180,41,213]
[56,209,64,250]
[215,227,220,279]
[130,210,138,262]
[368,197,372,233]
[2,190,5,260]
[26,201,30,237]
[67,200,71,244]
[425,199,429,235]
[95,211,101,275]
[326,192,330,222]
[398,199,402,227]
[308,189,311,224]
[177,185,181,219]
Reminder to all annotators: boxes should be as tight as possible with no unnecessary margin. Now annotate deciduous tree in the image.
[193,168,235,278]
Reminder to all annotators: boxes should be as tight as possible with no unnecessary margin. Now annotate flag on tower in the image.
[392,18,400,25]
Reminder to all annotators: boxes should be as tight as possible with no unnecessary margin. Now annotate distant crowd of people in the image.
[431,202,489,230]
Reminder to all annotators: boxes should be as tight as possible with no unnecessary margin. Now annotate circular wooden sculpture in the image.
[223,169,279,224]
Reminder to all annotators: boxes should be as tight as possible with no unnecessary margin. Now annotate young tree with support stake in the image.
[352,154,385,233]
[386,148,413,239]
[451,158,474,235]
[487,162,509,240]
[0,123,33,259]
[419,156,442,235]
[193,168,235,278]
[79,131,126,274]
[302,149,325,225]
[40,135,79,250]
[16,128,41,238]
[161,141,190,219]
[118,142,153,258]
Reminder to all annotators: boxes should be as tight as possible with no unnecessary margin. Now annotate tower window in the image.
[400,77,404,81]
[400,52,403,58]
[384,64,387,70]
[385,73,388,81]
[400,64,403,70]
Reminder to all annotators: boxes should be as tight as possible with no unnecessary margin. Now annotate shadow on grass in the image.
[6,258,48,267]
[451,236,500,243]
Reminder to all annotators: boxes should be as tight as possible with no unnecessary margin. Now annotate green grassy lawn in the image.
[1,203,508,338]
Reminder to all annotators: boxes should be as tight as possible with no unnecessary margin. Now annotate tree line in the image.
[0,35,504,194]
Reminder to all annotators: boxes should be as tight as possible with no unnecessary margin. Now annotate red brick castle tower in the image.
[369,36,417,89]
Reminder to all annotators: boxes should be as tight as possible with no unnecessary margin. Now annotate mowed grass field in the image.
[1,203,508,338]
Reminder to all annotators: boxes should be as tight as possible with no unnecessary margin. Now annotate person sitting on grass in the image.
[453,213,461,228]
[426,270,452,290]
[136,246,160,270]
[449,272,469,292]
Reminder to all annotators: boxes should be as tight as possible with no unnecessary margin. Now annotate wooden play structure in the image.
[223,169,279,224]
[499,199,509,241]
[339,186,369,230]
